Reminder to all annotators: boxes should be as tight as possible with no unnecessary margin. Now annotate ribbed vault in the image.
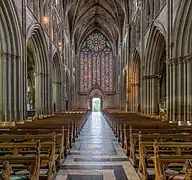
[66,0,127,49]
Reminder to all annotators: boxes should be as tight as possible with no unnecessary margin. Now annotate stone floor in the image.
[55,112,140,180]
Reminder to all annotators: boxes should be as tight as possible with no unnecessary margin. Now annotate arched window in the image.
[79,31,113,93]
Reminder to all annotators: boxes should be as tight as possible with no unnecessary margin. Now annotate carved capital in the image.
[143,74,161,80]
[178,56,183,64]
[184,55,192,64]
[168,54,192,66]
[0,52,19,60]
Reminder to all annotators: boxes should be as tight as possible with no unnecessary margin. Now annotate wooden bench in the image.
[0,111,90,179]
[138,141,192,180]
[0,131,67,165]
[153,142,192,180]
[130,131,192,166]
[0,138,56,180]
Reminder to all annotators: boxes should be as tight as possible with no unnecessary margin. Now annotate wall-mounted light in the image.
[58,42,62,52]
[42,16,49,24]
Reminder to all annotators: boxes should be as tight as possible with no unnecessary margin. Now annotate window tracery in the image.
[79,31,113,93]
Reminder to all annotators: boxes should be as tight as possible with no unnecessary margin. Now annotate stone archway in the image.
[0,0,22,122]
[143,24,166,116]
[127,50,141,113]
[171,1,192,124]
[26,24,49,116]
[52,52,62,113]
[87,88,105,111]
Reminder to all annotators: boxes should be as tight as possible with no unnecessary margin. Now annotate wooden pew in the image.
[0,111,89,179]
[138,141,192,180]
[0,131,67,165]
[0,136,56,180]
[129,131,192,166]
[153,142,192,180]
[0,127,70,162]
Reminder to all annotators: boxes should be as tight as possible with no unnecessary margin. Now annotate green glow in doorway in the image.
[92,98,101,112]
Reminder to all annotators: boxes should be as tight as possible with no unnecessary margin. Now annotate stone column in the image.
[131,83,133,112]
[147,78,150,114]
[0,52,5,121]
[53,81,62,112]
[135,83,139,113]
[183,57,187,123]
[172,59,177,123]
[42,73,46,115]
[186,55,192,124]
[61,67,66,112]
[177,57,184,125]
[48,1,53,115]
[8,54,14,121]
[142,78,147,114]
[119,43,123,110]
[133,74,136,113]
[167,60,172,122]
[20,0,27,121]
[48,73,52,115]
[2,53,9,121]
[35,72,43,116]
[149,78,152,114]
[151,75,160,114]
[13,55,20,121]
[19,49,26,122]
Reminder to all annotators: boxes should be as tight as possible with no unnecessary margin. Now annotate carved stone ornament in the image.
[2,161,12,180]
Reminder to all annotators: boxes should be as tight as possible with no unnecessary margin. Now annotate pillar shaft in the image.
[167,62,172,122]
[3,53,9,121]
[172,60,177,122]
[187,56,192,123]
[0,52,3,120]
[35,73,43,115]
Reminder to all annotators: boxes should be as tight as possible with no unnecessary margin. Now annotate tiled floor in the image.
[55,112,140,180]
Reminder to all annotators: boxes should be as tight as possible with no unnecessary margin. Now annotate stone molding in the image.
[130,83,140,87]
[0,52,20,60]
[168,54,192,66]
[143,74,161,80]
[35,72,49,76]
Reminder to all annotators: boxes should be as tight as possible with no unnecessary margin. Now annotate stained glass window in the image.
[79,31,113,93]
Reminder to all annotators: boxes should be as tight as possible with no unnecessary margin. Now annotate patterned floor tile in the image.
[55,112,140,180]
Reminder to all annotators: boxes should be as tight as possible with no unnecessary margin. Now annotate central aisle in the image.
[56,112,139,180]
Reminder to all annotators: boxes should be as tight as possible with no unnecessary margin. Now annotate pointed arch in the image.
[79,30,114,94]
[27,23,49,74]
[127,49,141,112]
[26,23,49,115]
[173,1,192,56]
[144,22,166,76]
[0,0,22,121]
[88,88,105,110]
[52,52,62,112]
[143,23,167,115]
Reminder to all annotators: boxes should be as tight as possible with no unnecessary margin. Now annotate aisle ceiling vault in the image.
[65,0,128,47]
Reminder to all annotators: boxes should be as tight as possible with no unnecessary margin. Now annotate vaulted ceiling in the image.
[65,0,128,47]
